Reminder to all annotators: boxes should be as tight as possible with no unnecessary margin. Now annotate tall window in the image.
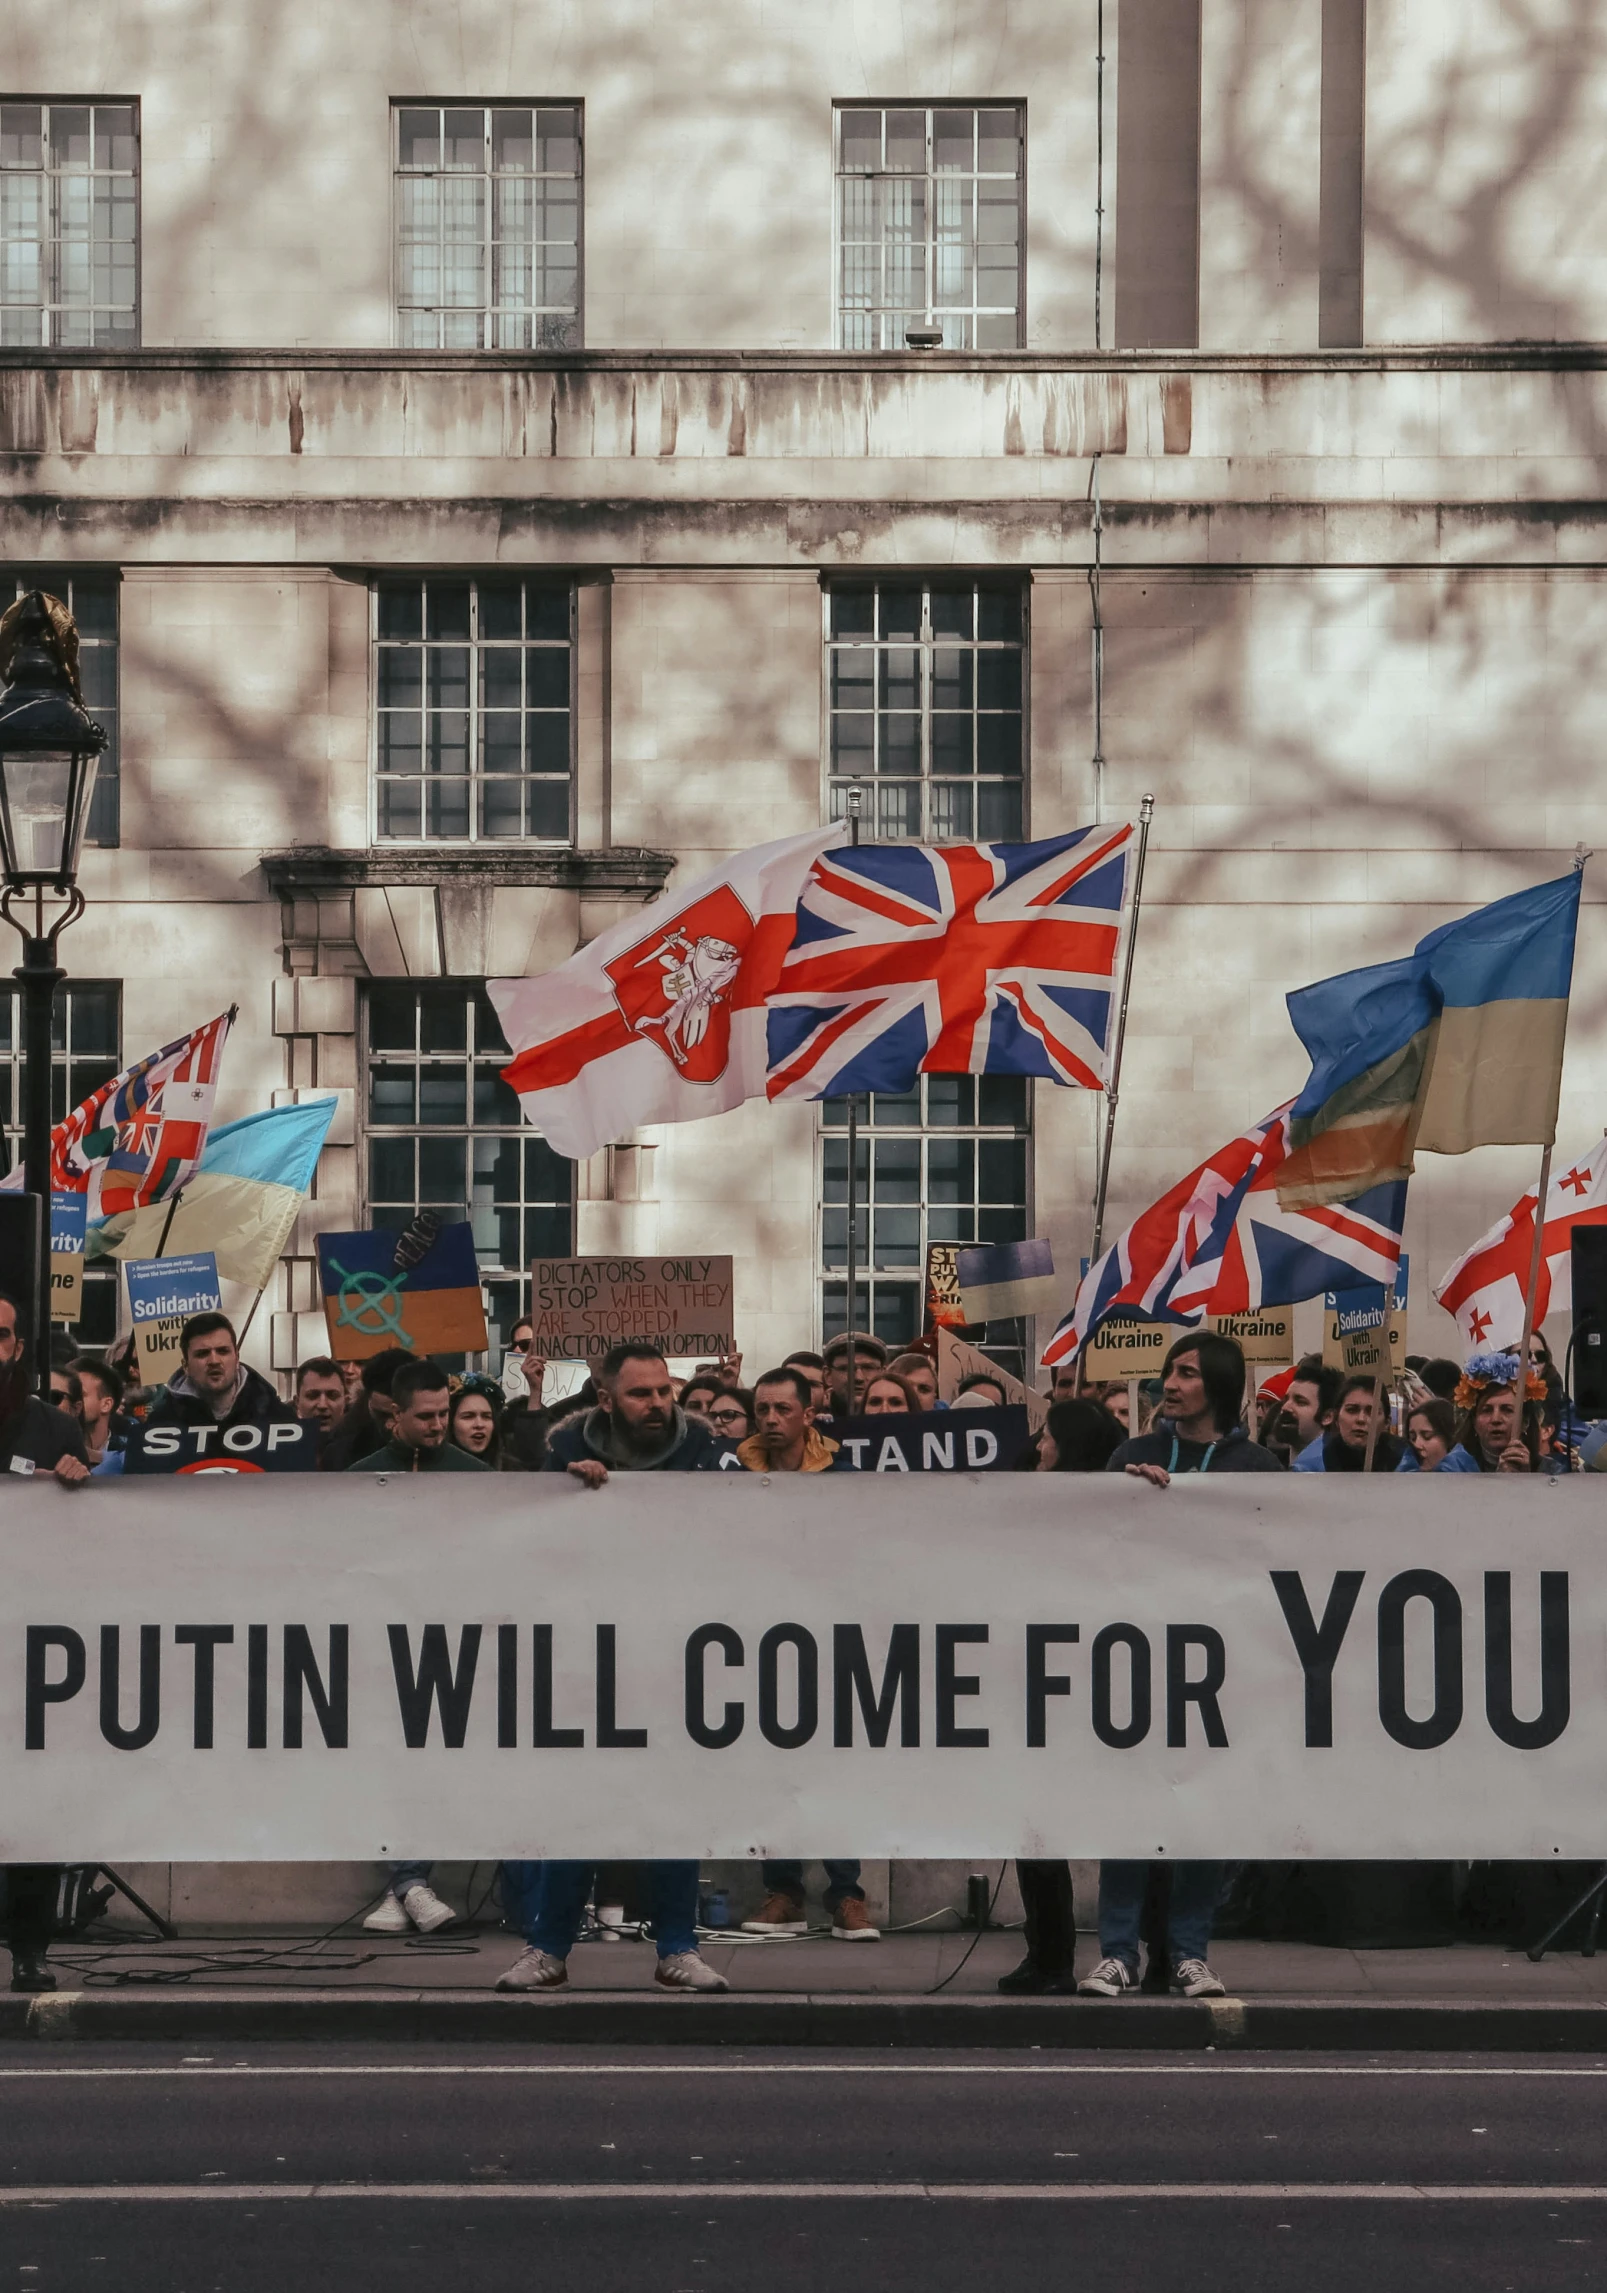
[0,102,137,346]
[364,983,572,1354]
[822,1075,1031,1375]
[827,577,1024,842]
[0,980,121,1344]
[837,105,1022,350]
[3,570,119,846]
[374,576,574,843]
[395,104,581,350]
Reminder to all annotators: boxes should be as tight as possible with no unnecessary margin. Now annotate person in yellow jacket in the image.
[734,1364,840,1474]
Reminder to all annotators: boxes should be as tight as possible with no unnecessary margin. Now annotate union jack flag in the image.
[765,825,1134,1100]
[52,1011,233,1220]
[1041,1102,1406,1371]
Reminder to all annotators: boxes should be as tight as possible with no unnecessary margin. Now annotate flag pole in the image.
[152,1187,184,1259]
[1513,845,1591,1447]
[1090,793,1155,1261]
[844,788,863,1377]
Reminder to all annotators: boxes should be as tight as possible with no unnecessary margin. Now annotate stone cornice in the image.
[260,846,674,896]
[5,344,1607,375]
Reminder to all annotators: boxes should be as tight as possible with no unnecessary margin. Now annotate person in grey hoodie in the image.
[543,1341,732,1482]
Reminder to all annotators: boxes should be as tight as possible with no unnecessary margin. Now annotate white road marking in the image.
[0,2062,1603,2080]
[2,2181,1607,2205]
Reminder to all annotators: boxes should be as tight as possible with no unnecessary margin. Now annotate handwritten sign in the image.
[528,1255,734,1362]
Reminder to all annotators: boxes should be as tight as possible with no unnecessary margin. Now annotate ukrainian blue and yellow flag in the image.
[1277,873,1582,1210]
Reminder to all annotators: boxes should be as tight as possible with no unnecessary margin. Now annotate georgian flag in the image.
[1433,1137,1607,1352]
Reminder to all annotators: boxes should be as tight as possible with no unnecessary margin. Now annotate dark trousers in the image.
[1,1866,59,1956]
[1015,1859,1076,1975]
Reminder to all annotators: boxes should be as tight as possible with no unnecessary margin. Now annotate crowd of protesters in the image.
[1,1276,1598,2000]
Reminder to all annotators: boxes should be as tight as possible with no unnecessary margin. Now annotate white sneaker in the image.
[653,1950,730,1993]
[1077,1955,1138,1997]
[362,1894,411,1934]
[495,1946,569,1992]
[400,1883,456,1934]
[1172,1957,1227,1998]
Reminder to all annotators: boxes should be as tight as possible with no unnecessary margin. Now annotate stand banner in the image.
[2,1476,1594,1863]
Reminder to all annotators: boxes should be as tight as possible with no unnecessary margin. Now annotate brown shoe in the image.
[740,1891,808,1934]
[831,1896,881,1941]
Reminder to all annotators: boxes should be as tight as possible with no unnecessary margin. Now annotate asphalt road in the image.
[2,2044,1606,2289]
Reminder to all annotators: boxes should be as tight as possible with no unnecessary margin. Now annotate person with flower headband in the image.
[1437,1351,1558,1475]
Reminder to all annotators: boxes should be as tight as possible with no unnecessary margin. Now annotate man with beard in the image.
[507,1338,731,1994]
[544,1340,728,1483]
[0,1288,89,1995]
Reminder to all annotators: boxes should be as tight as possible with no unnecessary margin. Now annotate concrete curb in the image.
[4,1990,1607,2051]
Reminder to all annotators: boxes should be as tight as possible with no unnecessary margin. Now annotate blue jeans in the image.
[388,1861,433,1898]
[1097,1860,1224,1973]
[528,1860,700,1961]
[762,1859,864,1908]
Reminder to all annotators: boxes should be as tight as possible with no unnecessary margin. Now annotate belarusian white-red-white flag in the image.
[1433,1136,1607,1350]
[488,826,846,1161]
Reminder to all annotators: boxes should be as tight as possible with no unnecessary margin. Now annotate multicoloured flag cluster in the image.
[55,1011,234,1218]
[1041,1106,1407,1372]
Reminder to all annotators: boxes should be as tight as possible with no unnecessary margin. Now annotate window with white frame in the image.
[821,1075,1031,1376]
[3,570,119,846]
[363,983,573,1359]
[394,104,581,350]
[374,575,574,843]
[0,979,120,1343]
[827,577,1024,843]
[0,102,137,346]
[837,104,1022,350]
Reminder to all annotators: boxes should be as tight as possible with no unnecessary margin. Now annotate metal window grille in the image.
[827,577,1025,843]
[0,979,121,1344]
[374,576,575,844]
[0,102,137,347]
[836,104,1022,350]
[821,1075,1031,1377]
[363,982,573,1359]
[394,103,581,350]
[3,569,119,846]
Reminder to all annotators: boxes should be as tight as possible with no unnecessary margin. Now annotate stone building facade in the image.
[2,0,1605,1916]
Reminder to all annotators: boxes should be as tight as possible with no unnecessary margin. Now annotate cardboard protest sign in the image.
[527,1254,734,1362]
[50,1191,86,1321]
[124,1419,319,1475]
[923,1243,966,1333]
[318,1221,488,1362]
[1078,1316,1174,1377]
[125,1251,222,1385]
[1323,1258,1409,1375]
[830,1405,1032,1473]
[936,1326,1048,1431]
[1209,1308,1293,1361]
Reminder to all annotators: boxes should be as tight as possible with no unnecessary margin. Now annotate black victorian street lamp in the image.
[0,590,107,1392]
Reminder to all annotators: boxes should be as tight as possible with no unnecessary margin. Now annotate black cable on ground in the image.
[925,1863,1009,1996]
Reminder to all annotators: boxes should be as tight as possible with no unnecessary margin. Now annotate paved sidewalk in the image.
[34,1923,1607,1996]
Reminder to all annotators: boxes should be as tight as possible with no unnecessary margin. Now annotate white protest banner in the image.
[528,1254,734,1362]
[3,1476,1594,1863]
